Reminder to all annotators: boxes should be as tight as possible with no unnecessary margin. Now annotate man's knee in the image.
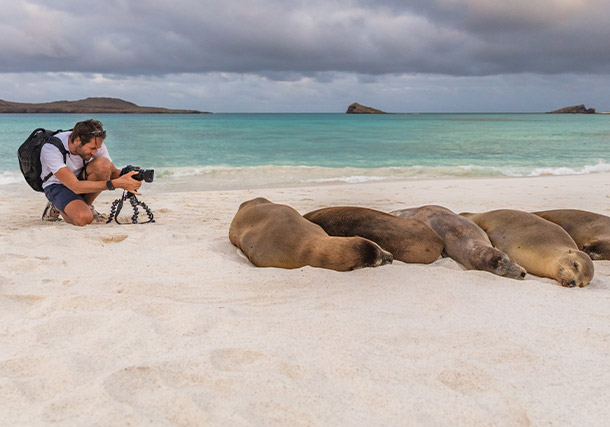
[64,200,94,226]
[71,210,94,226]
[86,157,112,180]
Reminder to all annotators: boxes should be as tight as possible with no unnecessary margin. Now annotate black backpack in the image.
[17,128,69,192]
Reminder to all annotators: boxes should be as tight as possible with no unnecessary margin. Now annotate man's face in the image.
[75,137,104,161]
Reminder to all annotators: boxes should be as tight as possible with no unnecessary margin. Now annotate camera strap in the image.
[106,191,155,224]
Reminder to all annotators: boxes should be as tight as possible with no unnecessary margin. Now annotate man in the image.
[40,119,142,226]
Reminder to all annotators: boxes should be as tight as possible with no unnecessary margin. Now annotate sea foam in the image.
[527,160,610,176]
[3,162,610,191]
[144,162,610,192]
[0,172,23,186]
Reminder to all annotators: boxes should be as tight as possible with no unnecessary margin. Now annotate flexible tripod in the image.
[106,191,155,224]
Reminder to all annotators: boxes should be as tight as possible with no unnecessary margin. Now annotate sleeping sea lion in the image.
[229,198,393,271]
[461,209,594,287]
[392,205,526,279]
[534,209,610,260]
[304,206,443,264]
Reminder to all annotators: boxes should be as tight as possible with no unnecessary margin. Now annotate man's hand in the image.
[114,171,143,194]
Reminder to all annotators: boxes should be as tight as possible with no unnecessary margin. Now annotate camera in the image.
[121,165,154,183]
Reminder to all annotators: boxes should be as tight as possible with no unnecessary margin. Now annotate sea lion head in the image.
[349,238,393,270]
[488,250,527,280]
[473,245,526,279]
[315,237,393,271]
[581,239,610,261]
[555,250,594,288]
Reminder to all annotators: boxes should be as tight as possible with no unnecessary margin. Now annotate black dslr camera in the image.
[121,165,154,182]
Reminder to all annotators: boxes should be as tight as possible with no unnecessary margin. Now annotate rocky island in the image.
[0,97,206,114]
[346,102,386,114]
[549,104,596,114]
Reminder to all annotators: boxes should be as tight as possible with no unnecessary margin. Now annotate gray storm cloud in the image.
[1,0,609,77]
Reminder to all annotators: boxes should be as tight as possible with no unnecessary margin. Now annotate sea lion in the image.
[392,205,526,279]
[461,209,594,287]
[303,206,443,264]
[533,209,610,260]
[229,198,393,271]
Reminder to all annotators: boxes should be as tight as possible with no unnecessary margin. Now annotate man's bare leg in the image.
[81,157,113,206]
[60,199,94,226]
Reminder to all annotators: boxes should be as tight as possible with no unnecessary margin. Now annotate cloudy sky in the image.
[1,0,609,112]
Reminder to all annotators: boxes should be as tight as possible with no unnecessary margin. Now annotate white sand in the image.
[1,174,610,426]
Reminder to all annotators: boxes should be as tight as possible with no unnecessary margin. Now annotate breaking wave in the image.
[3,161,610,191]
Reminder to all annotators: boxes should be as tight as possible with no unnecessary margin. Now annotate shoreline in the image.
[3,165,610,195]
[2,173,610,425]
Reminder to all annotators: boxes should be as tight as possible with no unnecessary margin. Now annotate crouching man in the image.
[40,119,141,226]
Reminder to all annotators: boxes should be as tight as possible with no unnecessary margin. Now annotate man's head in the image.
[71,119,106,145]
[69,119,106,161]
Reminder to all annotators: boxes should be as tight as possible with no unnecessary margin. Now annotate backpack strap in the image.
[41,131,69,184]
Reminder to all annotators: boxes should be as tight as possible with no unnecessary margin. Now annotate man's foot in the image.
[42,202,62,222]
[90,205,108,223]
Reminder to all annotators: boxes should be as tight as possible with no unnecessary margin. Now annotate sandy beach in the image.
[2,173,610,426]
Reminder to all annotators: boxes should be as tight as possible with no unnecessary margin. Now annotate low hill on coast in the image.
[346,102,386,114]
[549,104,596,114]
[0,97,206,114]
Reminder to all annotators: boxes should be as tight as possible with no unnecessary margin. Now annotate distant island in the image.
[0,97,207,114]
[549,104,596,114]
[346,102,386,114]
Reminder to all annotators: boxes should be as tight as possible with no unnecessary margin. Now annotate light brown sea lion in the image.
[229,198,393,271]
[392,205,526,279]
[303,206,443,264]
[533,209,610,260]
[461,209,594,287]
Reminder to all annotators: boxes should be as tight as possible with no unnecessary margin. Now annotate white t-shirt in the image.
[40,131,111,189]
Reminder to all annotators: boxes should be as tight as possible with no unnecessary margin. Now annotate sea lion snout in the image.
[380,249,393,266]
[564,280,585,288]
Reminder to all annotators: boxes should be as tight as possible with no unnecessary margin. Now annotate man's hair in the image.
[71,119,106,145]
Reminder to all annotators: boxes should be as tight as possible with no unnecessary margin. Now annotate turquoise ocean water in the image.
[1,113,609,192]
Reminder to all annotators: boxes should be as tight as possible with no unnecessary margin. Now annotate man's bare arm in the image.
[54,167,142,194]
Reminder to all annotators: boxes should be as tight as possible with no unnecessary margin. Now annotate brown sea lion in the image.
[461,209,594,287]
[392,205,526,279]
[533,209,610,260]
[303,206,443,264]
[229,198,393,271]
